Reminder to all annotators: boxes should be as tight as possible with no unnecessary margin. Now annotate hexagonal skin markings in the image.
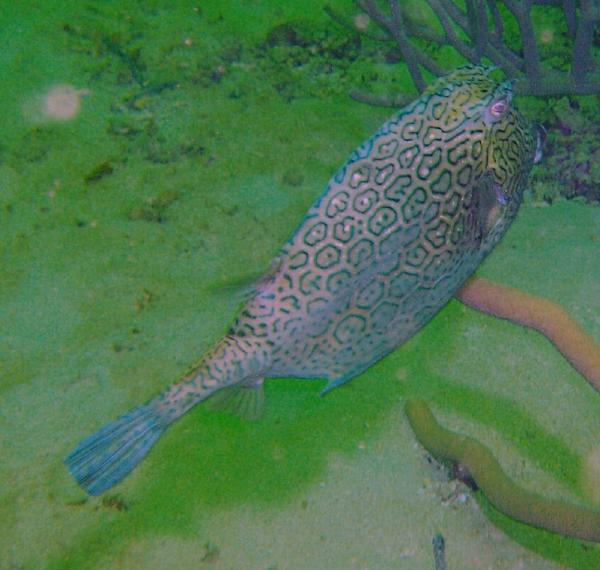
[242,299,275,320]
[289,250,309,270]
[347,238,375,272]
[416,148,442,181]
[420,249,455,286]
[399,116,424,142]
[348,164,371,189]
[374,163,395,186]
[425,220,450,250]
[443,191,462,217]
[370,300,400,331]
[423,200,441,224]
[389,271,421,300]
[445,138,477,189]
[326,269,353,295]
[374,224,421,278]
[333,313,367,344]
[352,188,379,214]
[411,293,444,329]
[398,144,420,169]
[265,74,530,376]
[430,98,449,122]
[303,221,328,247]
[356,279,385,310]
[378,224,421,259]
[401,187,428,223]
[405,241,431,269]
[470,139,483,161]
[305,297,333,337]
[422,125,445,147]
[279,293,301,314]
[236,318,270,339]
[367,205,398,237]
[447,137,471,166]
[315,244,342,270]
[282,315,306,338]
[299,270,322,296]
[384,174,413,202]
[325,191,350,218]
[430,169,453,197]
[333,216,355,243]
[372,139,399,161]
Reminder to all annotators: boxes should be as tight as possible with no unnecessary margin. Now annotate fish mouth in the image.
[533,124,546,164]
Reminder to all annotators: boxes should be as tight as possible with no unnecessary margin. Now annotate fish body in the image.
[66,65,539,495]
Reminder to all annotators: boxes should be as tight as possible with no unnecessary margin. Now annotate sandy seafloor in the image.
[1,2,600,569]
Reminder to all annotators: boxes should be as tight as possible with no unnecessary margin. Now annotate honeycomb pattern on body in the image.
[65,66,538,497]
[165,65,537,410]
[234,65,536,388]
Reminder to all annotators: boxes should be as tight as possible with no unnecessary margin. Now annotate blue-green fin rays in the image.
[64,404,166,496]
[321,374,352,395]
[207,378,265,421]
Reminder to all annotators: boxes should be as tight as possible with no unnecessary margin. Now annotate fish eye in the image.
[489,99,509,118]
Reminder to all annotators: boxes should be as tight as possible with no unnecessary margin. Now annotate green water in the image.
[1,2,599,569]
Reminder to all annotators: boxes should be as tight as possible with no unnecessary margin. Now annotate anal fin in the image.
[207,378,265,421]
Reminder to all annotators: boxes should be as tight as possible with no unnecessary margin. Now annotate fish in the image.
[65,64,541,496]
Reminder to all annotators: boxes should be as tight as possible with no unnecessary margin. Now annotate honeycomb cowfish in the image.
[66,65,542,495]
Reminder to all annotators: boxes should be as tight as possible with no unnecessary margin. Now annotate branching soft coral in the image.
[327,0,600,106]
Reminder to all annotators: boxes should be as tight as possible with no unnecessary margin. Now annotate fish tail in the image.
[65,334,270,495]
[64,403,166,496]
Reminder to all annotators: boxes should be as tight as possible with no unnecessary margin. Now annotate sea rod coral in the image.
[327,0,600,105]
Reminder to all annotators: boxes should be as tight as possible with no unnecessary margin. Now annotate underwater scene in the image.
[2,1,600,568]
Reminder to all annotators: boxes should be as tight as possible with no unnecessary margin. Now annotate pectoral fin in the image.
[475,175,506,237]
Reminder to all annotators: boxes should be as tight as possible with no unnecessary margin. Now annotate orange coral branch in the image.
[456,276,600,393]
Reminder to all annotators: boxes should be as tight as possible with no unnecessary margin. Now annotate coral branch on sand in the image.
[404,277,600,540]
[405,398,600,542]
[456,276,600,394]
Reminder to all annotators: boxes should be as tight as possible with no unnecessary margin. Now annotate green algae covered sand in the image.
[1,1,600,569]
